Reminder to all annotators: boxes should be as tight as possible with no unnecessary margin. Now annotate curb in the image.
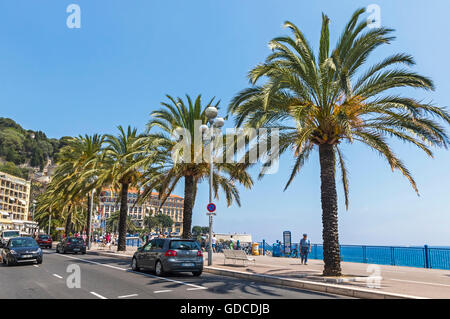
[88,250,425,299]
[203,266,425,299]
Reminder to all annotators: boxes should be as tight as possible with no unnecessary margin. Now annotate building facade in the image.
[0,171,37,233]
[98,188,184,236]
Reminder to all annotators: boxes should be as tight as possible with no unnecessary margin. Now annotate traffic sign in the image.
[207,203,216,213]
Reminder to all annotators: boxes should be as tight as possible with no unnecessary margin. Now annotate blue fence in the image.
[259,242,450,270]
[126,237,142,247]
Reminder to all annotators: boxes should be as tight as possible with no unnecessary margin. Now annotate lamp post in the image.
[48,208,52,235]
[88,188,95,250]
[200,106,224,266]
[87,175,98,250]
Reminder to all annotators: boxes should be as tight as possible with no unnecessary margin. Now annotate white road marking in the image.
[154,290,172,293]
[390,278,450,288]
[33,265,39,268]
[186,287,208,290]
[90,291,107,299]
[53,274,63,279]
[118,294,138,298]
[55,253,207,290]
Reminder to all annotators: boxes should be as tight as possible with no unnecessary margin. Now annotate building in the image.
[0,171,37,233]
[98,188,184,236]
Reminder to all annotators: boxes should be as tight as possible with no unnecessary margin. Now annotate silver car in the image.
[131,238,204,277]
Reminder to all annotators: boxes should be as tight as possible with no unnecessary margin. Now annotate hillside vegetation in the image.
[0,118,69,179]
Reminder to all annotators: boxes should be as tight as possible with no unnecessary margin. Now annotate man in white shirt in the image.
[211,235,217,252]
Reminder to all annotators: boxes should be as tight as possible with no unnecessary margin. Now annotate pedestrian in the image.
[299,233,311,265]
[229,237,234,250]
[236,239,241,250]
[211,235,217,253]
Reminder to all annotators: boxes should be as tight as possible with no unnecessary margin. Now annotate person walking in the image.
[299,234,311,265]
[211,235,217,253]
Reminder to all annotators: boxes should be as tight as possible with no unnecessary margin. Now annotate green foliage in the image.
[0,161,30,179]
[0,118,64,170]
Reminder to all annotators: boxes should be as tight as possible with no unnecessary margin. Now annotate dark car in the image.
[1,237,43,266]
[36,234,53,249]
[56,237,86,254]
[131,238,203,277]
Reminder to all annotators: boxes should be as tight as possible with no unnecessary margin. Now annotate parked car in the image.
[1,237,43,266]
[36,234,53,249]
[0,230,20,247]
[56,237,86,254]
[131,238,203,277]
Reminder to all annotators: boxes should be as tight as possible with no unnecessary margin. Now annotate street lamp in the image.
[88,175,98,250]
[201,106,224,266]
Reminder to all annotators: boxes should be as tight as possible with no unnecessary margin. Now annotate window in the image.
[169,240,200,250]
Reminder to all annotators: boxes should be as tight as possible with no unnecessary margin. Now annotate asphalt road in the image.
[0,249,347,299]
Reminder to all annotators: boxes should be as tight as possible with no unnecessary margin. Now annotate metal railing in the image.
[260,241,450,270]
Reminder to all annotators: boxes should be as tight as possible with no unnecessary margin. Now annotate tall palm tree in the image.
[137,94,253,239]
[229,9,450,276]
[102,126,143,251]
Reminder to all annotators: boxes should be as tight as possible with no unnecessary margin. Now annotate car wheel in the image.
[131,257,140,271]
[37,258,43,264]
[155,260,165,276]
[192,270,202,277]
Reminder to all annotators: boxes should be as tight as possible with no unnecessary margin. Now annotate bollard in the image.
[262,239,266,256]
[424,245,430,268]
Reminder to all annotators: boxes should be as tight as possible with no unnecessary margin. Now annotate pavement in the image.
[0,248,347,299]
[89,244,450,298]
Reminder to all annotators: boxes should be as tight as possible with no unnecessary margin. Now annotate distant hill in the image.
[0,118,70,179]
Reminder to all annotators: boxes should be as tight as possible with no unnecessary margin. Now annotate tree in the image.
[102,126,144,251]
[137,94,253,239]
[144,215,159,232]
[155,214,174,233]
[228,9,450,276]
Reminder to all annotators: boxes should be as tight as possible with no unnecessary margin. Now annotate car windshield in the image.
[169,240,200,250]
[39,235,50,240]
[3,231,19,238]
[68,238,84,244]
[9,238,38,248]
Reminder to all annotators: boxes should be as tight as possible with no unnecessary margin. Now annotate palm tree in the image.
[106,211,139,234]
[137,94,253,239]
[228,9,450,276]
[102,126,143,251]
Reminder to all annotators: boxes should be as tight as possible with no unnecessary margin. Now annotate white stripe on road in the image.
[90,291,107,299]
[154,290,172,293]
[56,254,207,290]
[186,287,208,291]
[33,265,39,268]
[390,278,450,288]
[53,274,63,279]
[118,294,138,298]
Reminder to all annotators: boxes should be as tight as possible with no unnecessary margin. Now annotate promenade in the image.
[91,244,450,298]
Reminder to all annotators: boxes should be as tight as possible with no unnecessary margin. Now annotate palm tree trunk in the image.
[117,183,129,251]
[182,175,194,239]
[86,194,91,240]
[319,143,342,276]
[65,205,72,237]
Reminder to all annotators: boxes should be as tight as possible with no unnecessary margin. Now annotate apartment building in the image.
[98,188,184,236]
[0,171,36,233]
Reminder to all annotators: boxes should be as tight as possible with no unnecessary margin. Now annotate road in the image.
[0,249,347,299]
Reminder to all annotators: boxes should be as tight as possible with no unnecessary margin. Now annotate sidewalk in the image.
[206,252,450,299]
[88,245,450,298]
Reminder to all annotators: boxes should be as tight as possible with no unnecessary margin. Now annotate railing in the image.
[263,242,450,270]
[125,236,142,247]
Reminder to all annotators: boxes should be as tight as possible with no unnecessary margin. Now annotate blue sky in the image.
[1,1,449,245]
